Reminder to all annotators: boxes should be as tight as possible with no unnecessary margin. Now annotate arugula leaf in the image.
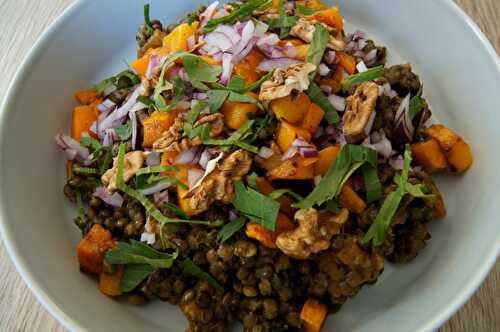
[94,77,115,93]
[362,145,415,247]
[143,4,154,36]
[121,264,154,292]
[409,85,423,119]
[307,82,339,124]
[73,166,99,175]
[202,0,273,33]
[217,216,246,243]
[137,96,155,108]
[163,202,190,220]
[80,135,102,152]
[153,51,190,109]
[183,101,207,137]
[306,24,329,74]
[183,54,222,83]
[136,165,179,176]
[247,113,272,143]
[232,181,280,231]
[296,5,321,15]
[340,65,384,92]
[362,164,383,203]
[325,199,341,214]
[75,191,86,221]
[186,12,198,26]
[294,145,377,209]
[99,148,113,175]
[228,91,259,104]
[405,182,435,198]
[207,90,230,113]
[168,76,187,110]
[246,172,259,190]
[95,70,140,93]
[106,240,178,269]
[245,71,274,92]
[227,75,246,93]
[203,119,259,153]
[269,189,304,202]
[180,257,224,291]
[268,0,298,38]
[114,123,132,141]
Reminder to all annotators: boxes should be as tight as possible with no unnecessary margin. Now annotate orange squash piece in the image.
[143,110,179,148]
[176,165,203,217]
[278,39,310,60]
[72,104,100,140]
[411,139,449,173]
[277,120,312,152]
[75,89,101,105]
[77,224,115,275]
[271,93,311,125]
[425,124,459,152]
[99,265,124,297]
[301,103,325,134]
[314,145,341,176]
[447,138,473,172]
[66,160,74,179]
[300,299,328,332]
[221,92,258,129]
[296,0,328,11]
[162,22,199,53]
[131,54,151,77]
[269,157,315,181]
[234,49,265,85]
[309,7,344,31]
[320,66,344,94]
[337,51,357,75]
[338,184,367,214]
[200,55,222,66]
[246,213,296,248]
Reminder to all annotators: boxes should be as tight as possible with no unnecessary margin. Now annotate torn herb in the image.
[207,90,230,113]
[183,54,222,83]
[269,189,304,202]
[306,24,329,75]
[114,123,132,141]
[203,119,258,153]
[340,65,384,92]
[136,165,179,176]
[73,166,99,175]
[163,202,191,220]
[143,4,154,35]
[296,5,321,15]
[106,240,178,269]
[307,82,339,124]
[180,257,224,291]
[409,85,423,119]
[362,164,383,203]
[121,264,154,292]
[217,216,246,243]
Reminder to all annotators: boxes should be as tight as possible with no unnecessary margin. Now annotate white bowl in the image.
[0,0,499,331]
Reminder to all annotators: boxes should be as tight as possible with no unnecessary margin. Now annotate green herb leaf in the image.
[163,202,191,220]
[296,5,321,15]
[362,164,383,203]
[294,145,377,208]
[106,240,178,269]
[80,135,102,152]
[228,91,259,104]
[153,51,191,109]
[99,148,113,175]
[409,85,423,119]
[217,216,246,243]
[227,75,247,93]
[232,181,280,231]
[202,0,273,33]
[186,12,198,26]
[307,82,339,124]
[325,199,341,214]
[404,182,435,198]
[143,4,154,35]
[114,123,132,141]
[362,145,413,247]
[269,189,304,202]
[168,76,187,110]
[120,264,155,292]
[203,119,259,153]
[94,77,115,93]
[207,90,230,113]
[137,96,155,108]
[180,257,224,291]
[184,101,207,136]
[340,65,384,92]
[183,54,222,83]
[75,191,86,221]
[136,165,179,176]
[246,172,259,190]
[73,166,99,175]
[245,71,274,92]
[306,24,329,74]
[271,0,298,38]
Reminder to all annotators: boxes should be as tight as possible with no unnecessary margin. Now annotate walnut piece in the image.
[183,150,252,215]
[291,18,345,51]
[101,151,146,191]
[317,235,384,304]
[259,63,316,101]
[276,208,349,259]
[342,81,379,143]
[152,113,224,153]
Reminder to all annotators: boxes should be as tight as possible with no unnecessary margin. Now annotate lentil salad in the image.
[55,1,474,331]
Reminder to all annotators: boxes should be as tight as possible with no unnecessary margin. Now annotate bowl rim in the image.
[0,1,499,331]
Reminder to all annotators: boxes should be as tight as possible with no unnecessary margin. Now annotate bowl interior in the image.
[0,1,499,331]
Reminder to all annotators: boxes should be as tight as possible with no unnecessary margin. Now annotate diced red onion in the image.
[364,49,378,64]
[90,108,111,134]
[232,37,257,63]
[153,190,169,206]
[213,8,229,19]
[214,24,241,43]
[193,92,208,100]
[283,137,318,160]
[254,20,269,37]
[328,94,346,112]
[383,83,398,98]
[320,85,332,94]
[140,232,156,245]
[146,152,161,166]
[94,187,124,207]
[363,130,393,158]
[102,129,114,147]
[187,35,196,50]
[257,58,302,72]
[129,111,137,149]
[199,149,212,169]
[285,0,295,11]
[200,1,219,28]
[97,99,115,113]
[220,53,234,85]
[145,54,160,79]
[281,146,298,160]
[257,146,274,159]
[54,134,91,163]
[205,32,234,52]
[229,209,239,222]
[231,20,255,58]
[176,147,200,165]
[188,169,205,188]
[139,182,171,196]
[356,60,368,73]
[389,155,404,170]
[353,50,367,58]
[357,39,368,51]
[364,110,376,135]
[318,63,331,76]
[394,94,414,141]
[325,51,337,64]
[301,148,318,158]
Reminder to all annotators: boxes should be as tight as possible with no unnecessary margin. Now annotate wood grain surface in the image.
[0,0,498,331]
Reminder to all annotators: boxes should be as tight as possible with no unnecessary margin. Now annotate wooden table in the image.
[0,0,498,331]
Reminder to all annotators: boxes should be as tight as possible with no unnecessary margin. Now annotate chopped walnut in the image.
[317,235,384,304]
[183,150,252,215]
[291,17,345,51]
[276,208,349,260]
[152,113,224,153]
[138,29,165,57]
[343,81,379,143]
[259,63,316,101]
[101,151,146,191]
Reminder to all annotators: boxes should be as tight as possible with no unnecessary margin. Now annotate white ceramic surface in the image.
[0,0,499,331]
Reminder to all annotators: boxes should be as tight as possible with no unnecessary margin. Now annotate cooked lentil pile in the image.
[55,1,474,331]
